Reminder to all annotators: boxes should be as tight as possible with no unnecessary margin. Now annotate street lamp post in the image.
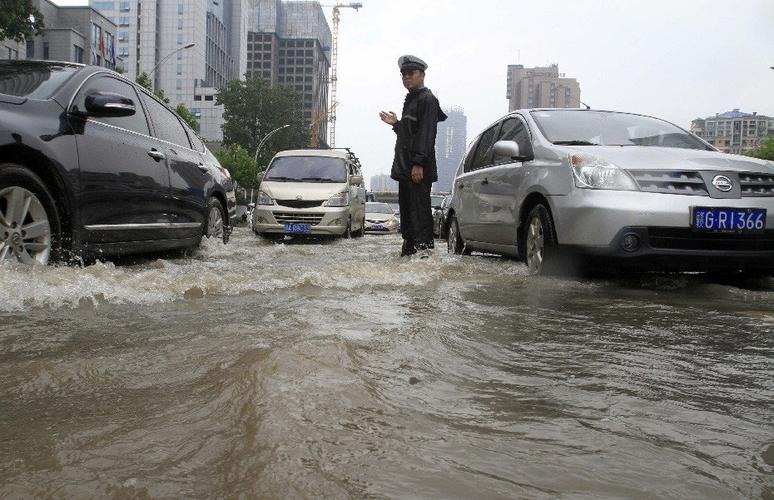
[148,42,195,89]
[250,124,290,203]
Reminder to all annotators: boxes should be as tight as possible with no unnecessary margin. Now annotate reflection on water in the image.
[1,228,772,498]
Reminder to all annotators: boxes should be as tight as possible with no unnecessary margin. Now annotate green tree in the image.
[215,143,258,192]
[0,0,44,43]
[746,136,774,161]
[135,71,169,103]
[175,103,198,131]
[217,77,308,170]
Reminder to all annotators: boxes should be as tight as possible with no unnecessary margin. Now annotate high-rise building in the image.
[434,107,467,193]
[369,174,398,192]
[506,64,581,111]
[90,0,247,141]
[691,109,774,155]
[247,0,331,147]
[1,0,117,68]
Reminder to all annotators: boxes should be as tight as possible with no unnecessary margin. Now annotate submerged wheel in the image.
[0,165,61,266]
[447,215,468,255]
[204,197,227,243]
[524,204,558,275]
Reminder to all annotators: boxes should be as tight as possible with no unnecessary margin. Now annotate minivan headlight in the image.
[571,154,638,191]
[323,191,349,207]
[257,191,275,205]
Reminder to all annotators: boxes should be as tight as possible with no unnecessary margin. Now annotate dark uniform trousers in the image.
[399,180,434,253]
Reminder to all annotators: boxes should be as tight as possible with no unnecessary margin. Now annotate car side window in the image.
[71,75,150,136]
[187,128,205,152]
[470,125,499,171]
[495,117,532,163]
[138,91,191,149]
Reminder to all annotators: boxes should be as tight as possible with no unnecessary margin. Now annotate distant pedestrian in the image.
[379,55,447,258]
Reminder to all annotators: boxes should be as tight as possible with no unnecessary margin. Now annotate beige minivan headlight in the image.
[323,191,349,207]
[257,191,275,205]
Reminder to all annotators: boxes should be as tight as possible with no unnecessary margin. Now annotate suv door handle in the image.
[147,149,165,162]
[481,178,489,185]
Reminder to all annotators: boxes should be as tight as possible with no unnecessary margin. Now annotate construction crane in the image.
[327,2,362,148]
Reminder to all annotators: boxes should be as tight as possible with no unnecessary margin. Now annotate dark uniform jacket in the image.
[390,87,447,184]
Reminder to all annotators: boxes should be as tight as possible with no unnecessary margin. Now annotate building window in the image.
[26,40,34,58]
[119,16,129,26]
[178,4,183,14]
[177,34,183,45]
[176,79,182,90]
[177,64,182,75]
[119,1,129,11]
[43,42,49,59]
[177,19,183,29]
[74,45,84,63]
[194,95,202,101]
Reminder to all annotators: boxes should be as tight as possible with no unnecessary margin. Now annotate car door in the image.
[480,116,533,245]
[139,91,207,238]
[69,73,171,243]
[350,162,366,226]
[455,124,499,242]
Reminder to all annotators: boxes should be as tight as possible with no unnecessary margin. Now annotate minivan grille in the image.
[739,173,774,197]
[273,212,324,226]
[629,170,708,195]
[277,199,324,209]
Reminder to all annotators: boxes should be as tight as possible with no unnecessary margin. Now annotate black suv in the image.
[0,60,235,265]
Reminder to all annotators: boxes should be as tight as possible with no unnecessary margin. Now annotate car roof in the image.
[274,149,351,160]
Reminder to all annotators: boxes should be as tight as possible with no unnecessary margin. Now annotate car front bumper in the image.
[551,190,774,269]
[252,205,350,236]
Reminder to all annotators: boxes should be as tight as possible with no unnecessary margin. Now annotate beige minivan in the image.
[252,149,367,239]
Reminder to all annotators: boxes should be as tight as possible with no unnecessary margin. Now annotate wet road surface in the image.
[1,227,773,498]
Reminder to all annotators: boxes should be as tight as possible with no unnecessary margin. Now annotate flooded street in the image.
[1,227,773,499]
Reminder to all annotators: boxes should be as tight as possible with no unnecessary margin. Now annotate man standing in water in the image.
[379,55,447,258]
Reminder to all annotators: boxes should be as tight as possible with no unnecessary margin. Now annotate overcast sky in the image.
[54,0,774,184]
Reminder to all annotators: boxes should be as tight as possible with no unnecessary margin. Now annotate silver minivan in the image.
[252,149,366,239]
[445,108,774,276]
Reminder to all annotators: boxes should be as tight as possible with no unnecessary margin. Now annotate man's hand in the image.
[379,111,398,125]
[411,165,423,184]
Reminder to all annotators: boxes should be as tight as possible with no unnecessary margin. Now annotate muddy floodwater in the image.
[1,227,773,499]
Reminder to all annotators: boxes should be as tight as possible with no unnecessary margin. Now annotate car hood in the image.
[365,213,394,222]
[260,181,347,200]
[564,146,774,173]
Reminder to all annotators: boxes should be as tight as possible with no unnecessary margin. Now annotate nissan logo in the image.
[296,195,303,200]
[712,175,733,192]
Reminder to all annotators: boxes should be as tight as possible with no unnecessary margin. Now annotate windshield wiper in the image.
[265,176,297,181]
[300,177,337,182]
[553,140,599,146]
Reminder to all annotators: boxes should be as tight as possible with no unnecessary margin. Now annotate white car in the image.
[445,108,774,276]
[364,202,400,233]
[252,149,367,239]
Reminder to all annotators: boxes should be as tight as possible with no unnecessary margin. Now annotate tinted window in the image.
[264,156,347,183]
[0,61,79,99]
[530,110,712,150]
[72,75,150,135]
[139,91,191,148]
[470,125,499,171]
[494,117,532,163]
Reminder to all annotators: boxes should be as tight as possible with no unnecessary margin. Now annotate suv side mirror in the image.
[85,92,136,117]
[350,174,363,185]
[493,140,533,162]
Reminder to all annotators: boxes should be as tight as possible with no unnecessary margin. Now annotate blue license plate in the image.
[371,224,384,230]
[284,223,310,234]
[691,207,767,232]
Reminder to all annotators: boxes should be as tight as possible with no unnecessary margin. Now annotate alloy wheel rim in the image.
[526,216,544,274]
[207,206,223,239]
[0,186,51,265]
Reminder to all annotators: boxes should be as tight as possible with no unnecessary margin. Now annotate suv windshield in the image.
[366,203,394,214]
[0,61,80,99]
[264,156,347,182]
[530,110,712,151]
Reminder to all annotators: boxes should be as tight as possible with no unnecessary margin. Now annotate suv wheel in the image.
[524,204,557,275]
[0,165,61,265]
[204,197,227,243]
